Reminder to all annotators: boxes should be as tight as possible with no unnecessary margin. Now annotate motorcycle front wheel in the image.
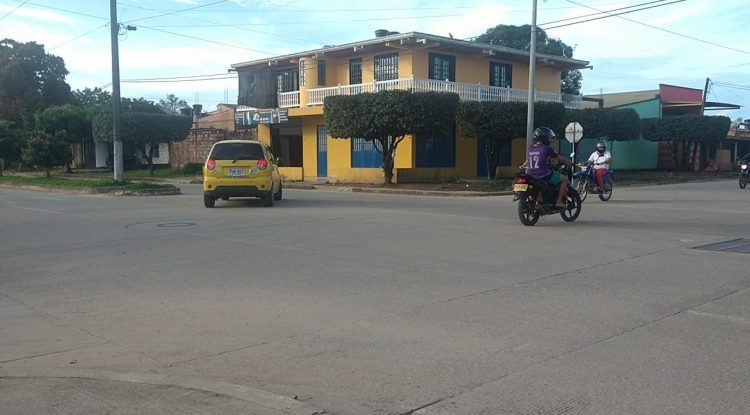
[573,177,588,202]
[598,181,613,201]
[560,191,582,222]
[517,193,540,226]
[740,176,747,189]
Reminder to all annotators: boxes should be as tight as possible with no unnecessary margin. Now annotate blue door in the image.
[317,125,327,177]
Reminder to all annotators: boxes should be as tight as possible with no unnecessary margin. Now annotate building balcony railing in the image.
[277,76,582,110]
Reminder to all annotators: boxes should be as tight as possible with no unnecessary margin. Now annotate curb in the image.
[0,183,180,196]
[283,183,511,197]
[0,369,325,415]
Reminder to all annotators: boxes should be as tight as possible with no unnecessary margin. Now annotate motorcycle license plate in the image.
[513,183,529,192]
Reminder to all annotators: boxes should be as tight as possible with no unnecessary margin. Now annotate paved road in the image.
[1,181,749,415]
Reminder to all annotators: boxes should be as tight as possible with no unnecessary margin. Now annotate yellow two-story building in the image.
[231,31,589,183]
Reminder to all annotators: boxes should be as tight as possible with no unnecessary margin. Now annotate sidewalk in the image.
[0,369,326,415]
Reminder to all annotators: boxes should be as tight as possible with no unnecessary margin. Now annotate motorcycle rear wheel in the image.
[740,176,747,189]
[560,191,582,222]
[598,182,613,201]
[517,193,540,226]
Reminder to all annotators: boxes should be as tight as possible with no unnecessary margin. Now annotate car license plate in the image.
[513,183,528,192]
[227,168,245,177]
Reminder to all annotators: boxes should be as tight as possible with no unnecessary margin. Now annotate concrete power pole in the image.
[700,77,710,115]
[110,0,124,182]
[526,0,538,148]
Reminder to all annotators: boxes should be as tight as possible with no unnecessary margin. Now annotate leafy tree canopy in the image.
[34,104,92,144]
[476,25,582,95]
[159,94,190,115]
[0,39,72,121]
[642,115,731,144]
[565,108,641,142]
[22,133,71,176]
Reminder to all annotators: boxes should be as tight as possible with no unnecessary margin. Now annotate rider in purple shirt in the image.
[523,127,572,208]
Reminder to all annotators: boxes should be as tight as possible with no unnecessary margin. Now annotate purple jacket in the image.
[526,144,557,178]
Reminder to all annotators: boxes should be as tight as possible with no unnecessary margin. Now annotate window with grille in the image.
[374,53,399,82]
[490,62,512,88]
[351,138,383,168]
[317,60,326,86]
[428,54,455,82]
[349,58,362,84]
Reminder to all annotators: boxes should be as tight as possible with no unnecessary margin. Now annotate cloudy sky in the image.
[1,0,747,119]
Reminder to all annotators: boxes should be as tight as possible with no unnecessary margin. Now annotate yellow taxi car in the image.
[202,140,282,208]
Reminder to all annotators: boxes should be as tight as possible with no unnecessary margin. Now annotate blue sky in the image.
[1,0,748,120]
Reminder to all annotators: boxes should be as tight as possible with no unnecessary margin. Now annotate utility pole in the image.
[526,0,538,148]
[110,0,123,182]
[700,77,710,115]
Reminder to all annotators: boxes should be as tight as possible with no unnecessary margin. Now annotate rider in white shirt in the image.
[587,143,611,192]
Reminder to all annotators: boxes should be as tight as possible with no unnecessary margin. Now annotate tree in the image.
[565,108,641,142]
[0,39,72,122]
[93,111,191,175]
[642,115,731,170]
[325,90,460,184]
[159,94,189,115]
[34,104,92,172]
[73,87,112,109]
[458,101,566,179]
[22,133,71,177]
[0,119,26,175]
[476,24,582,95]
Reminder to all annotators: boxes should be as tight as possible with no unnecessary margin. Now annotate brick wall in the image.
[170,129,258,167]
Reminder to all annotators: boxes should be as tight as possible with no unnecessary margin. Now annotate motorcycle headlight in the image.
[742,164,748,169]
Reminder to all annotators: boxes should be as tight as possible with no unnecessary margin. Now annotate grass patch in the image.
[0,175,176,190]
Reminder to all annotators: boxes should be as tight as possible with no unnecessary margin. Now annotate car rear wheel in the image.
[262,191,274,207]
[203,194,216,208]
[273,182,283,200]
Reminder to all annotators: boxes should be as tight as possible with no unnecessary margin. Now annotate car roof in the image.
[213,140,264,146]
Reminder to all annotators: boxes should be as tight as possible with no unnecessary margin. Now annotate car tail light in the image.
[257,159,268,170]
[206,159,216,170]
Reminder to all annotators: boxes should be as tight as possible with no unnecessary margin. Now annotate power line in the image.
[136,24,275,55]
[560,0,750,56]
[25,1,108,21]
[540,0,669,26]
[0,0,30,21]
[542,0,686,30]
[122,0,229,24]
[48,24,108,51]
[148,12,467,28]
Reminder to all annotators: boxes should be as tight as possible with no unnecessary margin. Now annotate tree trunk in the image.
[485,143,492,180]
[0,159,4,177]
[45,168,50,177]
[146,146,155,176]
[691,142,700,172]
[668,140,678,170]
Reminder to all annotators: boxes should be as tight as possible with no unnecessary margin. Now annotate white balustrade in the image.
[277,91,299,108]
[285,77,582,109]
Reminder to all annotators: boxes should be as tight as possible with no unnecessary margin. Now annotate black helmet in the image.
[532,127,556,146]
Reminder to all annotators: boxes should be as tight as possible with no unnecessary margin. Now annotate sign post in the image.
[565,122,583,164]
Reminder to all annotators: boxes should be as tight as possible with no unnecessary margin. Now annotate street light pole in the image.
[526,0,538,148]
[110,0,124,182]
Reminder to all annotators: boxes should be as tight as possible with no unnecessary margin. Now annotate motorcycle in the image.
[512,164,582,226]
[573,161,613,202]
[739,159,749,189]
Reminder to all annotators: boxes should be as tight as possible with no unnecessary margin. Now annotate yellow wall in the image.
[512,65,561,93]
[279,167,303,181]
[302,116,320,180]
[456,129,478,177]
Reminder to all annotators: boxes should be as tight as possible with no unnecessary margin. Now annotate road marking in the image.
[7,205,64,215]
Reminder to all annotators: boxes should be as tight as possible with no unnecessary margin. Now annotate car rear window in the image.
[210,143,265,161]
